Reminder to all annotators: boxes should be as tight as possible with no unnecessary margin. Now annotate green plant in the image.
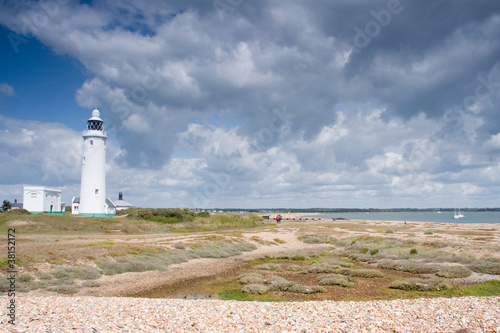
[410,249,418,255]
[385,230,394,234]
[370,249,379,256]
[359,248,369,254]
[424,231,433,235]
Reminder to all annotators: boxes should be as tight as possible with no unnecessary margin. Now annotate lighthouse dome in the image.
[87,108,104,131]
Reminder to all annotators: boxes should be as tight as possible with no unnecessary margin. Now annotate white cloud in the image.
[1,1,500,208]
[0,83,14,96]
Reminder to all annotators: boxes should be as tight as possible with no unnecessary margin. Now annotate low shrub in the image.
[52,267,102,280]
[81,280,100,288]
[264,276,296,291]
[385,230,394,234]
[359,248,369,254]
[389,278,451,291]
[173,243,186,250]
[467,261,500,275]
[424,231,434,235]
[46,285,79,295]
[308,262,339,273]
[317,274,354,288]
[326,258,355,268]
[436,266,472,278]
[36,272,53,280]
[18,274,34,283]
[336,268,384,278]
[238,273,264,284]
[287,284,326,294]
[378,259,440,274]
[274,248,326,260]
[370,249,379,256]
[410,249,419,255]
[300,235,329,244]
[254,263,282,271]
[341,251,372,262]
[242,283,269,294]
[287,264,305,272]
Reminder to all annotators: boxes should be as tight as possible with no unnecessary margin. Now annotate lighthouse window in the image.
[95,189,99,195]
[90,140,94,145]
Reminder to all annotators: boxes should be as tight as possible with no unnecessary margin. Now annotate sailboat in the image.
[453,203,464,219]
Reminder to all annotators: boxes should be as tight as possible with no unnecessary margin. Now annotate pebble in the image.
[0,296,499,332]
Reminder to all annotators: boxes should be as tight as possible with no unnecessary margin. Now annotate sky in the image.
[1,0,500,209]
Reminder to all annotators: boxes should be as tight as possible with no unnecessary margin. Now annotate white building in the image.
[113,192,135,211]
[77,109,115,217]
[23,186,63,214]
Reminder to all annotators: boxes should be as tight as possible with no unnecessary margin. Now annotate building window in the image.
[30,193,37,198]
[90,140,94,145]
[95,189,99,195]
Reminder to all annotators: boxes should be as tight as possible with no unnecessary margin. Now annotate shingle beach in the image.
[2,296,499,332]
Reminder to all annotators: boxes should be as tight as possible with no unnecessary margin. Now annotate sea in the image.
[310,211,500,224]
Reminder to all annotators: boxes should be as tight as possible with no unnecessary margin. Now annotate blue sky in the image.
[1,0,500,209]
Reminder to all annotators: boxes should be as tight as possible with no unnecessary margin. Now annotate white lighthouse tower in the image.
[78,108,114,216]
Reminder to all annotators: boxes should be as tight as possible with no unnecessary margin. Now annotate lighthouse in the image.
[78,108,115,216]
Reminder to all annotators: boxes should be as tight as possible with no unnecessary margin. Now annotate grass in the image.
[218,289,252,301]
[89,241,115,247]
[435,280,500,297]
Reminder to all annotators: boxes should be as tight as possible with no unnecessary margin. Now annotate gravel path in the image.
[1,296,499,332]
